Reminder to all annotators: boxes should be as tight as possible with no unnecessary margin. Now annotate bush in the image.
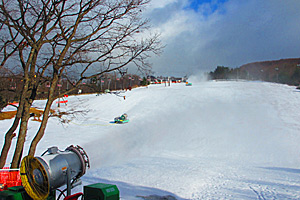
[140,77,149,86]
[0,95,7,112]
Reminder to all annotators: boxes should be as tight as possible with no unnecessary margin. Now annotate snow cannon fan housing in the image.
[20,145,90,200]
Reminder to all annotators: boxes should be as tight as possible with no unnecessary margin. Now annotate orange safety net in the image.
[0,167,22,191]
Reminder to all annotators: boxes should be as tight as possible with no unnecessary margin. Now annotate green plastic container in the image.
[0,186,29,200]
[0,190,23,200]
[0,186,55,200]
[84,183,119,200]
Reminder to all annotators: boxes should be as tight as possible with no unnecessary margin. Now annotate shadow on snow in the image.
[82,176,188,200]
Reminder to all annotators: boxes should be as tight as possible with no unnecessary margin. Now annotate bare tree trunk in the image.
[9,72,36,168]
[9,47,40,167]
[28,75,58,156]
[0,119,20,168]
[0,105,24,168]
[0,81,27,168]
[28,99,54,156]
[10,100,31,168]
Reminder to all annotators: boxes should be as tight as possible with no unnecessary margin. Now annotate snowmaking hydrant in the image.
[0,145,119,200]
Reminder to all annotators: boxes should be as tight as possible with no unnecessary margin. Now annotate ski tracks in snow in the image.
[249,185,275,200]
[8,81,300,200]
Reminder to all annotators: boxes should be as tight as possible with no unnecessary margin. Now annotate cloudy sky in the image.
[142,0,300,76]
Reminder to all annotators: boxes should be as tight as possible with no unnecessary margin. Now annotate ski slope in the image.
[1,80,300,199]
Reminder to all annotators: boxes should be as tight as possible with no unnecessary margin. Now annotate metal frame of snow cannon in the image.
[20,145,90,200]
[0,145,120,200]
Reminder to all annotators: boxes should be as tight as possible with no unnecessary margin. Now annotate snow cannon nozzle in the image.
[66,145,90,175]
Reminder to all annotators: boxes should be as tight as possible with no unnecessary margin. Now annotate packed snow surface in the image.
[1,80,300,199]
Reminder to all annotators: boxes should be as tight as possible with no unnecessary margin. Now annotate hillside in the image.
[209,58,300,85]
[1,81,300,199]
[239,58,300,84]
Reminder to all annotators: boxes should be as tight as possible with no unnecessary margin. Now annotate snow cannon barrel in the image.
[20,145,90,200]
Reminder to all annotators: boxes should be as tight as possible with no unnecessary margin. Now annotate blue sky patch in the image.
[185,0,228,15]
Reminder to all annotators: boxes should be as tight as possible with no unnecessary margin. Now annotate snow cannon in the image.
[0,145,119,200]
[20,145,90,200]
[114,113,129,124]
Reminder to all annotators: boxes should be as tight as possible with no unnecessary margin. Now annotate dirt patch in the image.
[0,110,17,120]
[0,107,55,122]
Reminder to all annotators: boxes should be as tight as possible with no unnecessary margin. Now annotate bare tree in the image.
[0,0,162,168]
[0,0,46,168]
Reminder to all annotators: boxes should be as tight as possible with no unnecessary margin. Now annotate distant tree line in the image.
[0,73,149,111]
[209,65,300,86]
[209,66,237,80]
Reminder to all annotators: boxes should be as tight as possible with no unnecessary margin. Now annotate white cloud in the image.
[155,11,192,40]
[146,0,181,10]
[144,0,300,76]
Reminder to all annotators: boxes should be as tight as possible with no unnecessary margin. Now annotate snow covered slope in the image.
[1,80,300,199]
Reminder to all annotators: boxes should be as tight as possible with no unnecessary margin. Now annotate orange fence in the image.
[0,167,22,191]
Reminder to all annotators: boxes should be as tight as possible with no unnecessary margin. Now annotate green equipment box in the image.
[0,186,55,200]
[0,186,24,200]
[0,186,33,200]
[84,183,119,200]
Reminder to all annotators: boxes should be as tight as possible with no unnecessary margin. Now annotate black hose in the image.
[56,188,67,200]
[40,149,48,156]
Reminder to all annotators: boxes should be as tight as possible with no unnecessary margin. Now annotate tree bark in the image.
[0,80,27,168]
[10,99,31,168]
[9,48,39,167]
[28,74,58,156]
[0,120,19,168]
